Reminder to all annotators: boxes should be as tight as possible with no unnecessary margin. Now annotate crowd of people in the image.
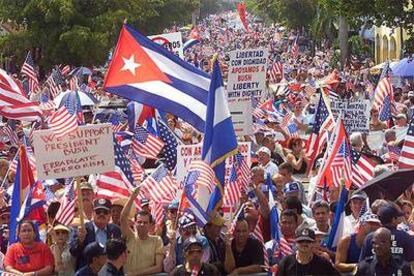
[0,9,413,276]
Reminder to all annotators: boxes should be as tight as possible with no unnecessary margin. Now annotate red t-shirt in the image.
[4,242,54,273]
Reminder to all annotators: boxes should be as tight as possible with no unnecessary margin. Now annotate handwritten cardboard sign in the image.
[330,99,371,133]
[33,124,115,180]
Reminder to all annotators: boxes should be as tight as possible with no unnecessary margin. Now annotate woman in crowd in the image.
[50,224,75,276]
[285,137,308,174]
[4,220,54,275]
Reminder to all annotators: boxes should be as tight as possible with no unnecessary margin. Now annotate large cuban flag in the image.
[104,24,210,132]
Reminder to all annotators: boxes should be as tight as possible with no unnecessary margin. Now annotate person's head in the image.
[378,204,404,227]
[140,198,151,213]
[0,159,9,179]
[280,209,299,238]
[106,239,127,265]
[284,196,303,215]
[278,162,293,180]
[0,206,10,225]
[283,182,300,198]
[384,129,396,143]
[166,200,179,221]
[371,199,389,215]
[349,191,367,217]
[311,200,329,228]
[110,204,123,226]
[251,166,265,185]
[262,136,275,151]
[295,227,315,255]
[17,220,37,245]
[135,210,152,238]
[395,113,407,127]
[372,227,392,259]
[80,182,94,204]
[329,201,338,225]
[234,218,249,245]
[288,137,303,153]
[84,242,107,268]
[179,213,197,238]
[257,146,271,165]
[52,224,70,245]
[350,132,363,151]
[93,198,112,228]
[183,236,203,266]
[358,212,382,234]
[204,215,225,240]
[243,200,259,223]
[399,200,413,221]
[370,108,379,121]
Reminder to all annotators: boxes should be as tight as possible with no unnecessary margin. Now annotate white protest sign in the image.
[176,142,251,185]
[366,131,385,151]
[227,48,268,101]
[330,99,371,133]
[228,97,253,136]
[33,124,115,180]
[148,32,184,59]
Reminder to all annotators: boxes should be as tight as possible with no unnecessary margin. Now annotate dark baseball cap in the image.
[295,227,315,242]
[350,190,367,201]
[378,204,404,224]
[84,242,106,263]
[141,198,150,207]
[93,198,111,211]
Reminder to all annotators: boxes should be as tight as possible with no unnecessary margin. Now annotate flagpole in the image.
[75,177,85,227]
[1,149,20,189]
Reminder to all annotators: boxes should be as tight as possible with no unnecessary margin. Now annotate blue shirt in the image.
[93,222,107,247]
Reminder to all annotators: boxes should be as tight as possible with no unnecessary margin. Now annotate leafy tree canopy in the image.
[0,0,197,68]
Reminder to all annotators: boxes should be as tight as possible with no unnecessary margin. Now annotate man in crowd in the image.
[356,227,413,275]
[311,200,330,234]
[99,239,128,276]
[203,214,226,273]
[359,204,414,262]
[278,228,339,275]
[120,187,163,275]
[75,242,107,276]
[79,181,95,220]
[257,146,279,176]
[343,191,367,236]
[70,198,122,270]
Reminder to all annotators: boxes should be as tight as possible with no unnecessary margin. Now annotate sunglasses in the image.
[95,209,109,215]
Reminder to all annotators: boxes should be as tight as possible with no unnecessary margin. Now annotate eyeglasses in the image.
[95,209,109,215]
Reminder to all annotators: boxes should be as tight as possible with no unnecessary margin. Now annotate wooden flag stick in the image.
[76,177,85,227]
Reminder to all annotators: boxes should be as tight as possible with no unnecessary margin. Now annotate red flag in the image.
[237,2,249,32]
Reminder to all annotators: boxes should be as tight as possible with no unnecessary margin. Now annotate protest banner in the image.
[176,142,251,185]
[228,97,253,136]
[330,98,371,133]
[32,124,115,180]
[148,32,184,58]
[227,48,268,101]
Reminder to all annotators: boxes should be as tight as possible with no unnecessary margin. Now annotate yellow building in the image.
[374,25,405,64]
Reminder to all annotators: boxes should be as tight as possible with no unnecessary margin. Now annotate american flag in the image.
[140,164,178,203]
[45,68,65,99]
[109,113,125,132]
[158,120,178,170]
[54,178,76,226]
[306,93,335,170]
[304,85,317,97]
[331,140,353,187]
[290,36,299,58]
[60,65,71,75]
[251,221,269,267]
[132,126,164,159]
[96,139,139,203]
[373,77,393,111]
[399,116,414,169]
[188,160,216,195]
[2,124,19,145]
[269,62,283,83]
[223,153,250,206]
[20,51,39,93]
[39,91,56,113]
[48,106,78,138]
[152,202,165,226]
[379,95,391,122]
[387,145,401,163]
[351,150,376,187]
[127,154,145,182]
[280,112,292,129]
[287,123,299,138]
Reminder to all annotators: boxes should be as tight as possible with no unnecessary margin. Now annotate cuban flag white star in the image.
[121,54,141,76]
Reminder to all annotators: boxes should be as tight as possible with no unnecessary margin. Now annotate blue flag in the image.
[202,60,238,213]
[327,185,349,250]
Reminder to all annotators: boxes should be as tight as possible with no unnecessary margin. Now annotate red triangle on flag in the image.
[104,25,171,87]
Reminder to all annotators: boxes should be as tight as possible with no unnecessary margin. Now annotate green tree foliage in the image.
[0,0,197,68]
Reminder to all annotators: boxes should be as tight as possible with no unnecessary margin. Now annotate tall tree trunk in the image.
[338,16,349,68]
